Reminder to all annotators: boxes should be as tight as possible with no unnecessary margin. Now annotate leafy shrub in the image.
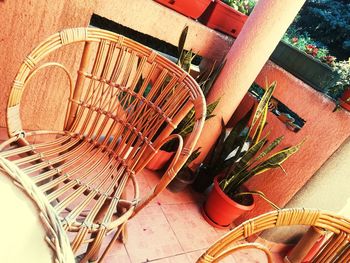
[294,0,350,60]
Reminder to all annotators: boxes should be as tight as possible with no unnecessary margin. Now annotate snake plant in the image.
[161,26,223,152]
[198,81,304,199]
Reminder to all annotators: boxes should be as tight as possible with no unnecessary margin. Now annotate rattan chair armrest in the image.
[132,134,183,215]
[7,62,74,136]
[198,242,273,263]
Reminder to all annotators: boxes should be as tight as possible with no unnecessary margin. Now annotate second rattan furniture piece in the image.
[0,157,74,263]
[197,208,350,263]
[0,27,206,262]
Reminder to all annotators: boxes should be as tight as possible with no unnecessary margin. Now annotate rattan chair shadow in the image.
[197,208,350,263]
[0,27,206,262]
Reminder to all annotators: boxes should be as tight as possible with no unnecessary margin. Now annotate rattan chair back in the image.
[1,28,206,262]
[197,208,350,263]
[7,27,205,174]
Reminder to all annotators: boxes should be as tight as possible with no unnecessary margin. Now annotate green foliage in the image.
[182,148,201,170]
[282,24,350,99]
[234,190,280,210]
[222,0,256,15]
[202,82,303,200]
[197,60,226,97]
[173,148,202,181]
[282,30,333,65]
[293,0,350,61]
[327,59,350,99]
[162,26,223,152]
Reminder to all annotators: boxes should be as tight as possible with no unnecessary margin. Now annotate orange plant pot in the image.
[202,176,255,229]
[205,0,247,38]
[146,150,175,171]
[154,0,212,19]
[339,87,350,111]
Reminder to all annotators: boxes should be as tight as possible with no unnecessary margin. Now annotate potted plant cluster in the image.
[270,30,340,93]
[153,0,213,19]
[195,82,303,228]
[147,27,223,173]
[204,0,256,38]
[331,59,350,111]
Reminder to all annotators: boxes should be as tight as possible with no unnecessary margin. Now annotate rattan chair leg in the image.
[99,223,126,263]
[80,227,109,263]
[117,191,128,244]
[120,224,128,244]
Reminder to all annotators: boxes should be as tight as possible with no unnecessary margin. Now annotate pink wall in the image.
[1,1,348,222]
[0,0,233,130]
[0,0,96,130]
[232,61,350,223]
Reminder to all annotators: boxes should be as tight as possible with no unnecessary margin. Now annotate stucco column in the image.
[194,0,306,165]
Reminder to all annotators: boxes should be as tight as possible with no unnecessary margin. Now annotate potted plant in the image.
[146,98,219,170]
[270,31,340,93]
[198,82,304,228]
[167,148,202,192]
[147,27,222,171]
[332,59,350,111]
[204,0,256,38]
[154,0,213,19]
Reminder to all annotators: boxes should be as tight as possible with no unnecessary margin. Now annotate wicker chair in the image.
[0,27,206,262]
[197,208,350,263]
[0,157,74,263]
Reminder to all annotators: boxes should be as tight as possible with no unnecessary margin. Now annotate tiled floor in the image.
[0,127,282,263]
[100,168,281,263]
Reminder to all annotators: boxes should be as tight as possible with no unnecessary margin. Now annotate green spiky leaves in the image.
[204,81,304,196]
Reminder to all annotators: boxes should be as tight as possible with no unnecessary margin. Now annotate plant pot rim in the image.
[215,0,248,17]
[213,176,255,211]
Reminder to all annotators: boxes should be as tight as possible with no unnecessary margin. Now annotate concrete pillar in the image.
[193,0,307,165]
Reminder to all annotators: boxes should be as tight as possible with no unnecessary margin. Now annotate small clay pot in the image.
[167,169,197,193]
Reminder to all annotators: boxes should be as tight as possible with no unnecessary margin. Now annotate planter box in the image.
[154,0,212,19]
[270,41,339,92]
[205,0,248,38]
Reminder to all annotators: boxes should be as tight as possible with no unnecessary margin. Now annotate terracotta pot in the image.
[146,150,175,171]
[167,169,197,193]
[205,0,248,38]
[154,0,212,19]
[339,87,350,111]
[202,177,255,229]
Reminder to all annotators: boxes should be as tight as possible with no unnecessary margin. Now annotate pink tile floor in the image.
[109,168,276,263]
[0,127,283,263]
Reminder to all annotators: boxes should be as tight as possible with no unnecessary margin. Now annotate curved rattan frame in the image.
[197,208,350,263]
[1,27,206,262]
[0,157,75,263]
